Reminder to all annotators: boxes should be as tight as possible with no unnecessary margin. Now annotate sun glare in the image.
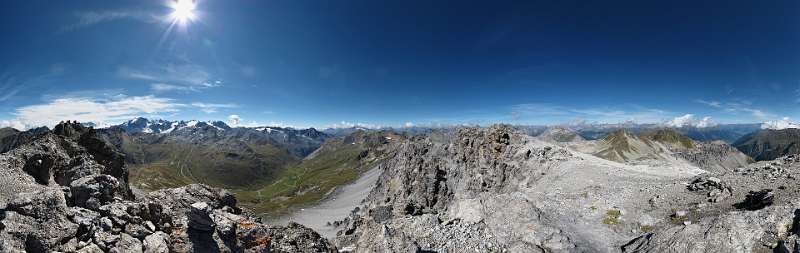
[170,0,196,24]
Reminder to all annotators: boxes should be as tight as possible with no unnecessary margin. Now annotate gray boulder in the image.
[70,174,121,210]
[142,231,169,253]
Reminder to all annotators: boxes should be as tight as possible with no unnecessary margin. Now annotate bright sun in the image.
[170,0,196,24]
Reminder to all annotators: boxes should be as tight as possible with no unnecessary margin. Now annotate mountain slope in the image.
[733,128,800,161]
[594,129,658,162]
[235,131,404,217]
[100,119,402,217]
[0,127,18,140]
[591,128,750,172]
[95,118,332,192]
[536,126,585,143]
[100,126,300,190]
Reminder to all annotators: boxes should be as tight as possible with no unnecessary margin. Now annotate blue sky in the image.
[0,0,798,129]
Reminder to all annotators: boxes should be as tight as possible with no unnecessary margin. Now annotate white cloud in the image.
[696,116,715,128]
[228,115,241,126]
[190,102,237,114]
[667,114,695,127]
[4,95,181,129]
[761,117,800,130]
[403,122,414,128]
[0,119,26,130]
[327,121,383,129]
[666,114,717,128]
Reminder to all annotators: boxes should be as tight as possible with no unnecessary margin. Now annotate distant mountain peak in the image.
[537,126,585,143]
[116,118,237,134]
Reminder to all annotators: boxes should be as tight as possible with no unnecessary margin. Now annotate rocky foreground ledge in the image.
[333,125,800,252]
[0,122,336,252]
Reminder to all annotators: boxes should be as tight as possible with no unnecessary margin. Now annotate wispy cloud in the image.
[0,77,22,102]
[191,102,238,114]
[795,84,800,103]
[694,99,721,108]
[510,103,671,124]
[62,10,159,32]
[119,64,222,93]
[0,95,182,130]
[695,99,773,120]
[0,65,68,102]
[151,83,191,92]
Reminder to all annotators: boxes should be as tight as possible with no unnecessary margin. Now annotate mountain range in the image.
[92,118,405,216]
[2,120,800,252]
[1,118,798,218]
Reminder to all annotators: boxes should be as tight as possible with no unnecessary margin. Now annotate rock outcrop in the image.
[0,121,336,252]
[335,125,589,252]
[332,125,800,252]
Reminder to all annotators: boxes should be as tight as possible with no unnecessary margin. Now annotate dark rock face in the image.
[0,121,336,252]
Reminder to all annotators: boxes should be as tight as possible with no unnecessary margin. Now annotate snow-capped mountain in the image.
[117,117,231,134]
[108,117,330,157]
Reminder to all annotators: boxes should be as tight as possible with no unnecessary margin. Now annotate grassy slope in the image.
[640,129,694,149]
[127,130,401,217]
[234,131,401,217]
[128,141,299,191]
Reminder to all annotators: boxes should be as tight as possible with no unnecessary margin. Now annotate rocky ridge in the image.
[332,125,800,252]
[0,121,336,252]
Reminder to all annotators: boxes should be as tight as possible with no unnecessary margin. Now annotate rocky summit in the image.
[0,122,336,252]
[330,125,800,252]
